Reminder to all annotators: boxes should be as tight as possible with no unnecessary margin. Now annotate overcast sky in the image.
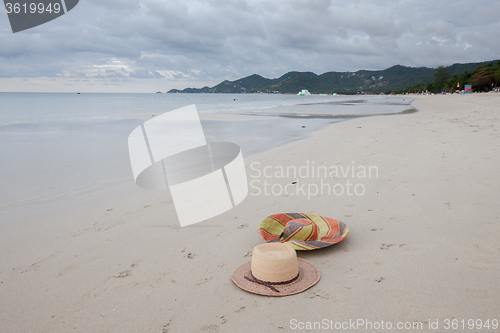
[1,0,499,92]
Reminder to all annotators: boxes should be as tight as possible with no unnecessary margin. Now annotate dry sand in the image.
[1,93,499,332]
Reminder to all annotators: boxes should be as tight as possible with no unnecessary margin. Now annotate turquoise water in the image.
[0,93,413,217]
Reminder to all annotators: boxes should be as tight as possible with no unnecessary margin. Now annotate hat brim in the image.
[259,213,349,250]
[231,258,320,297]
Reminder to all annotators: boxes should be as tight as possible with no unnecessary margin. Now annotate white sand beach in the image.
[1,94,499,332]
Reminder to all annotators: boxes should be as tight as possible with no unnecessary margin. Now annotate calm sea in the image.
[0,92,413,220]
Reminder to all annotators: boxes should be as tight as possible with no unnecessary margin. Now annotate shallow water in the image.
[0,93,413,218]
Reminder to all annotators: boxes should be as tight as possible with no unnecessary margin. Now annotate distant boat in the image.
[297,89,311,96]
[156,91,162,94]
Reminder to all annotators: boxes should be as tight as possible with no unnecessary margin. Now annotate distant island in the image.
[168,60,499,95]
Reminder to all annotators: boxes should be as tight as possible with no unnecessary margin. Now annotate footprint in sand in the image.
[380,243,397,250]
[383,243,404,249]
[197,277,213,285]
[304,289,329,299]
[200,324,219,331]
[183,252,195,259]
[162,320,173,333]
[235,306,246,313]
[112,270,131,278]
[111,262,138,279]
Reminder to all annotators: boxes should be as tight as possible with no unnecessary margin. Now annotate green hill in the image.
[206,72,300,93]
[167,60,499,94]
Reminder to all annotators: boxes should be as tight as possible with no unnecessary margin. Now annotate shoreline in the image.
[1,94,499,332]
[0,95,413,222]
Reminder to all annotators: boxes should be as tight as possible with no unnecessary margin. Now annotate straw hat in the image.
[259,213,349,250]
[231,243,320,296]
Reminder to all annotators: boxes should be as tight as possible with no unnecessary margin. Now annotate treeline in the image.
[391,61,500,94]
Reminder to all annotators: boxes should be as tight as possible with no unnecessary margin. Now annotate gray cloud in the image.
[129,69,164,79]
[0,0,499,91]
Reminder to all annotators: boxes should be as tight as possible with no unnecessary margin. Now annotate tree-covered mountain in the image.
[392,60,500,94]
[167,60,499,94]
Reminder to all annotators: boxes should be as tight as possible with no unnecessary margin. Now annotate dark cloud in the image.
[0,0,499,91]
